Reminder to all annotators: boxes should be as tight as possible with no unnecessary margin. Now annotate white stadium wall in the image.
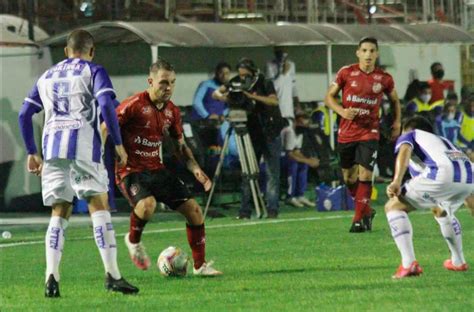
[0,46,52,207]
[111,44,462,106]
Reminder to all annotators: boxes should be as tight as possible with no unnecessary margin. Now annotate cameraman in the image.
[213,58,283,219]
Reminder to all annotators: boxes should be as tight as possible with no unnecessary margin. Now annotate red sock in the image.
[129,211,148,244]
[186,223,206,269]
[347,180,359,198]
[353,181,372,222]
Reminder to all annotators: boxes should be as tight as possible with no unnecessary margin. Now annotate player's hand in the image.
[208,114,219,120]
[341,107,358,120]
[390,121,401,141]
[307,157,320,168]
[242,91,257,100]
[27,154,43,176]
[386,182,401,198]
[115,145,128,168]
[193,168,212,192]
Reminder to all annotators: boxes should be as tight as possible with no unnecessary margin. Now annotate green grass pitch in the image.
[1,199,473,311]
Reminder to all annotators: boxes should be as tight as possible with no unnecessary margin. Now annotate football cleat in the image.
[124,233,151,270]
[193,261,223,276]
[392,261,423,279]
[45,274,60,298]
[105,273,139,294]
[297,196,316,208]
[363,209,377,231]
[349,221,366,233]
[443,259,469,271]
[287,197,304,208]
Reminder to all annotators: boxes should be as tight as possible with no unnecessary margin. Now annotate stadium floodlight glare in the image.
[369,5,377,15]
[79,1,94,17]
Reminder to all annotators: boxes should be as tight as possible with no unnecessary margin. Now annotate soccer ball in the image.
[157,246,190,277]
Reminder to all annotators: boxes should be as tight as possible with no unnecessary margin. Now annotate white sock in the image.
[386,210,416,268]
[435,215,465,266]
[91,210,121,279]
[45,216,68,283]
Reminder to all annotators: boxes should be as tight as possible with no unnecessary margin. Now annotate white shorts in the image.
[41,158,109,206]
[402,175,474,214]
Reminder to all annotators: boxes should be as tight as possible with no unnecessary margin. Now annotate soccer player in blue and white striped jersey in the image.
[18,29,138,297]
[385,116,474,279]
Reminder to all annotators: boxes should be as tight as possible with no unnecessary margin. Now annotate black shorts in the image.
[118,169,192,210]
[337,140,378,171]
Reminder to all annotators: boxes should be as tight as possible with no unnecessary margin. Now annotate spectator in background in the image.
[214,58,283,219]
[435,102,461,146]
[282,111,319,208]
[191,62,231,121]
[428,62,454,106]
[458,94,474,161]
[266,46,300,121]
[405,80,431,117]
[191,62,231,150]
[312,100,338,141]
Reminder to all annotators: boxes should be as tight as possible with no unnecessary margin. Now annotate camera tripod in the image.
[203,110,267,219]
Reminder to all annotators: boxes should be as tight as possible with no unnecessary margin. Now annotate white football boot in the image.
[124,233,151,270]
[297,196,316,207]
[193,261,223,276]
[287,197,304,208]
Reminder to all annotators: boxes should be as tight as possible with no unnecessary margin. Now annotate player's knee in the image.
[431,207,447,218]
[384,198,401,213]
[140,197,157,214]
[181,200,203,225]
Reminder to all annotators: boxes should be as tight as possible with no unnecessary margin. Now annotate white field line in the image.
[0,209,448,249]
[0,214,352,249]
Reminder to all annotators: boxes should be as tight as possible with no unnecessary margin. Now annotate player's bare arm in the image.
[289,150,320,168]
[324,83,357,120]
[388,89,402,141]
[99,122,128,168]
[387,144,412,197]
[175,137,212,191]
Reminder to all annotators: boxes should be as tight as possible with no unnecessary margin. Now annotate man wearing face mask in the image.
[405,80,432,117]
[428,62,454,106]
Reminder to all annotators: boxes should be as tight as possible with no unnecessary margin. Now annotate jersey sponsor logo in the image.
[134,149,160,157]
[47,118,83,131]
[133,136,161,148]
[346,94,377,105]
[372,82,382,93]
[130,183,140,196]
[350,71,360,76]
[74,174,93,184]
[352,108,371,116]
[445,150,469,162]
[373,74,383,81]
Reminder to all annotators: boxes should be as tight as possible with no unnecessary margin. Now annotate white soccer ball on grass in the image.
[157,246,190,277]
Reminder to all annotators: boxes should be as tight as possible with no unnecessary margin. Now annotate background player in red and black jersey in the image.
[116,59,222,276]
[324,37,401,233]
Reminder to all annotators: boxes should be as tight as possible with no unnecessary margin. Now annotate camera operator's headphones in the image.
[236,58,259,76]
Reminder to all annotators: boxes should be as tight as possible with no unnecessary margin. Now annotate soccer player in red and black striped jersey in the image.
[116,58,222,276]
[324,37,401,232]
